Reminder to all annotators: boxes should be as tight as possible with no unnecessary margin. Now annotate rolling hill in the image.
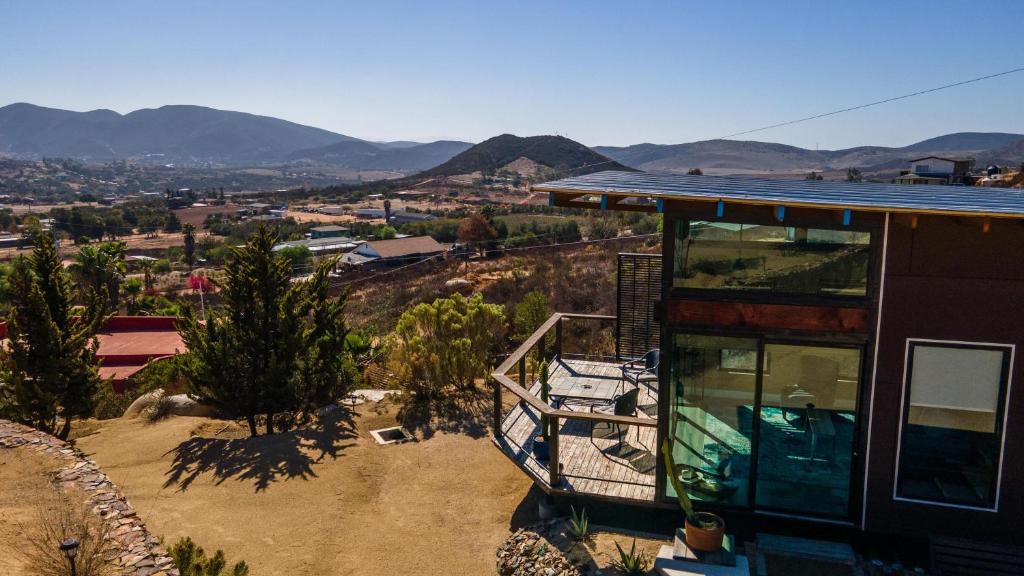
[421,134,633,178]
[595,132,1024,175]
[289,139,473,171]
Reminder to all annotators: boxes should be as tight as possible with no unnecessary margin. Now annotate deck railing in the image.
[491,312,658,488]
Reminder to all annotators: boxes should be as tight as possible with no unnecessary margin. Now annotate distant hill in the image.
[596,132,1024,175]
[289,139,473,171]
[422,134,633,178]
[0,103,358,164]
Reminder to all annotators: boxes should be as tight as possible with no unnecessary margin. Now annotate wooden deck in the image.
[495,358,659,503]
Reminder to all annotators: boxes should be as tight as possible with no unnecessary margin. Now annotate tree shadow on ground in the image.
[395,385,492,440]
[163,407,358,493]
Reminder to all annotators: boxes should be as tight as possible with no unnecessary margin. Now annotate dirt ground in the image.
[0,450,62,575]
[73,399,538,575]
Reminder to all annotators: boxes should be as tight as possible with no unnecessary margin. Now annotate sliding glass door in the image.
[755,343,862,517]
[668,334,863,519]
[667,335,759,508]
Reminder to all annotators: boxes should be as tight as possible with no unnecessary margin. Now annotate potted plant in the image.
[532,360,551,461]
[661,439,725,552]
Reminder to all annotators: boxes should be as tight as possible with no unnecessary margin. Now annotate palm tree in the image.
[183,223,196,270]
[138,258,155,292]
[122,277,143,315]
[68,241,126,312]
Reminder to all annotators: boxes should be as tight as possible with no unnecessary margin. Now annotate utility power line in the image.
[716,65,1024,140]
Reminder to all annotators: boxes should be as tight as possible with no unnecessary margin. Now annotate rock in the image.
[124,389,163,416]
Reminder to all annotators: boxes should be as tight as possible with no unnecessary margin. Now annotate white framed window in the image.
[894,339,1013,510]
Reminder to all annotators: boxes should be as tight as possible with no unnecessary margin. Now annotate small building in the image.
[341,236,447,268]
[490,170,1024,548]
[309,225,350,239]
[389,210,437,225]
[895,156,972,185]
[354,208,387,220]
[273,236,360,257]
[0,233,25,249]
[318,205,345,215]
[0,316,185,392]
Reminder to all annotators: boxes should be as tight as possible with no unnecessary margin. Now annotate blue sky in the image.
[2,1,1022,148]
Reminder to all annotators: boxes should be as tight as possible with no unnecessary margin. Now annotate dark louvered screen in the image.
[616,252,662,360]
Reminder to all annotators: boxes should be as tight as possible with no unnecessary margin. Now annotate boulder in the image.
[124,389,214,418]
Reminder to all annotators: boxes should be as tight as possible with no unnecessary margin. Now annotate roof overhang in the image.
[534,170,1024,220]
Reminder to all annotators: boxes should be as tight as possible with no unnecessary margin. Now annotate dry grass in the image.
[0,450,115,576]
[19,486,116,576]
[74,402,536,575]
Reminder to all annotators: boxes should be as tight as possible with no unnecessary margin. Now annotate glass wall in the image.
[667,334,864,519]
[896,342,1010,509]
[755,344,861,517]
[668,334,758,508]
[673,220,871,296]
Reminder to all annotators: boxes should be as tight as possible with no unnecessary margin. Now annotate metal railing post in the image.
[518,357,527,388]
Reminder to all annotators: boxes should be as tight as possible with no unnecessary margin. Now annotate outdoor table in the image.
[548,377,625,409]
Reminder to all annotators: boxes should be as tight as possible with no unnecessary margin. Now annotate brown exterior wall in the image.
[664,300,870,334]
[864,214,1024,543]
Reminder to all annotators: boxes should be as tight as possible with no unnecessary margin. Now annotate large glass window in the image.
[896,342,1011,509]
[673,220,871,296]
[668,335,758,508]
[667,334,864,519]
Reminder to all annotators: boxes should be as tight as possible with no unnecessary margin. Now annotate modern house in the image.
[895,156,972,185]
[492,170,1024,544]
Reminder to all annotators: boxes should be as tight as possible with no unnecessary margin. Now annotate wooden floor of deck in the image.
[495,358,659,503]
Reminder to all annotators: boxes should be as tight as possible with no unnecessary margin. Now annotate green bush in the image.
[169,536,249,576]
[389,293,506,399]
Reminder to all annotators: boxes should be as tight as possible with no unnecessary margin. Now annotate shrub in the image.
[170,536,249,576]
[389,293,506,399]
[20,486,115,576]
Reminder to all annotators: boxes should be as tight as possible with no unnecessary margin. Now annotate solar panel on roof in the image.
[533,171,1024,218]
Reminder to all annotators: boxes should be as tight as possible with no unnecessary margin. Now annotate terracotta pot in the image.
[685,512,725,552]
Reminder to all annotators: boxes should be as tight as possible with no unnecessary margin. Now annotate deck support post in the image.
[548,415,560,486]
[492,375,502,438]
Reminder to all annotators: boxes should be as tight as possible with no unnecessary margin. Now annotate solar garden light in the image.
[60,538,80,576]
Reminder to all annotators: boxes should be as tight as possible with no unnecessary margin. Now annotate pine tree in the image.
[179,226,354,436]
[0,233,107,439]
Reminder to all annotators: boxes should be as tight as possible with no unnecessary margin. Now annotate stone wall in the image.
[0,420,178,576]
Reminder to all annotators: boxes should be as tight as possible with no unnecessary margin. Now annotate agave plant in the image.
[568,505,589,542]
[611,539,650,575]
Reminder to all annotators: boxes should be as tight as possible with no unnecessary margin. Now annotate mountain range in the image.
[0,103,473,171]
[1,103,1022,177]
[594,132,1024,175]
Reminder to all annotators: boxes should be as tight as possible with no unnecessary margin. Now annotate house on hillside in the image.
[340,235,447,269]
[895,156,972,185]
[310,225,350,239]
[353,207,438,225]
[492,170,1024,547]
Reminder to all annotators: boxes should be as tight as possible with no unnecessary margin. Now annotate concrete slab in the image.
[654,545,750,576]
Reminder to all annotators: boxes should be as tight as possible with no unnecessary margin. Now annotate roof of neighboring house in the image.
[340,252,378,266]
[389,211,437,221]
[534,170,1024,219]
[311,225,349,233]
[908,156,972,164]
[274,237,360,253]
[361,236,447,258]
